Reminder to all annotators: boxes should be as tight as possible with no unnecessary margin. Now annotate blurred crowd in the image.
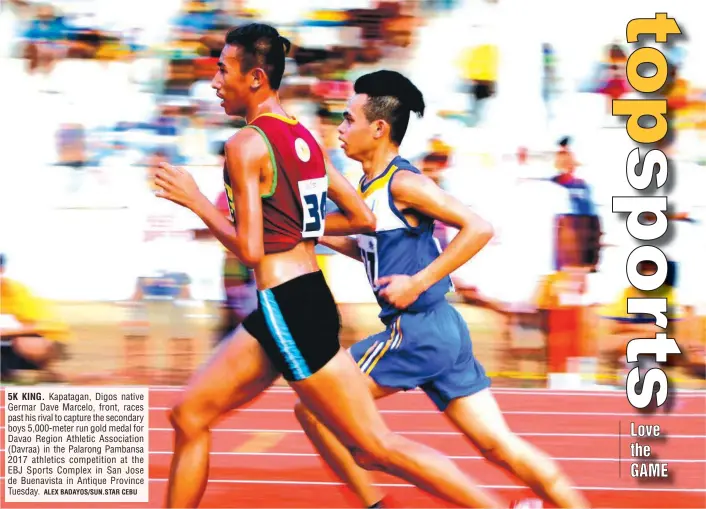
[1,0,704,386]
[6,0,453,172]
[5,0,704,175]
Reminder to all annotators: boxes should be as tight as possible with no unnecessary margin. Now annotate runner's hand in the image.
[154,163,202,210]
[376,274,423,310]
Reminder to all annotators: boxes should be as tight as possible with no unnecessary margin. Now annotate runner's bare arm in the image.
[323,155,376,236]
[389,170,493,292]
[318,236,362,261]
[189,130,266,266]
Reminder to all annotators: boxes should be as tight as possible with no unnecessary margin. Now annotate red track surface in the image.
[1,387,705,508]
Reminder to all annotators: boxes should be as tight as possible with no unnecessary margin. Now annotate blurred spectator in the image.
[56,122,89,194]
[162,0,238,98]
[457,39,498,126]
[551,137,596,216]
[129,149,204,294]
[0,253,71,383]
[597,64,629,115]
[96,125,143,169]
[607,43,627,66]
[420,136,454,250]
[658,64,686,158]
[164,58,197,96]
[420,135,452,185]
[667,65,689,112]
[518,136,601,272]
[422,0,460,12]
[551,137,601,272]
[20,4,68,89]
[542,43,558,120]
[56,122,88,165]
[599,260,695,385]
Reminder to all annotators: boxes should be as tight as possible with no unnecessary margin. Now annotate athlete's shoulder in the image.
[224,127,268,166]
[391,156,421,175]
[227,125,266,146]
[250,112,302,132]
[390,157,428,191]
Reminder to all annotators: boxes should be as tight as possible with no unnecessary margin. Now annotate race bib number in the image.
[357,235,378,287]
[299,177,328,238]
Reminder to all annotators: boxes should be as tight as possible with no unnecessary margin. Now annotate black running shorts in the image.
[242,270,341,381]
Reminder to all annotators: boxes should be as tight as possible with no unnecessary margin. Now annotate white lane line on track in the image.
[165,479,706,493]
[5,449,701,463]
[148,387,706,397]
[1,406,704,417]
[151,407,706,417]
[2,477,697,492]
[3,386,704,397]
[1,426,704,438]
[142,427,706,439]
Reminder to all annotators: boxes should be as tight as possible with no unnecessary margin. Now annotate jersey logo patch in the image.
[295,138,311,162]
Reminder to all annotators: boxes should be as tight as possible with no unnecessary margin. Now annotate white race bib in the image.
[298,177,328,238]
[357,235,378,288]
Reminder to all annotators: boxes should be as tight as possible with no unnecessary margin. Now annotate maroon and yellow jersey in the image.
[223,113,329,254]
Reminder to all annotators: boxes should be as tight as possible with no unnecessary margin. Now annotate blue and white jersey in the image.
[356,156,452,322]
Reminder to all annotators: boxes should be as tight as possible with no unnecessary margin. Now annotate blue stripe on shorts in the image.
[259,289,312,380]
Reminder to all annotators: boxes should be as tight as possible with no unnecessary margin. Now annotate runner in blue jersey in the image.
[293,70,589,509]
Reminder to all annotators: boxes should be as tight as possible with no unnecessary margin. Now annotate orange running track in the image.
[1,387,705,508]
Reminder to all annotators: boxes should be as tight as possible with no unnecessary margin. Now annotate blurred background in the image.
[1,0,704,390]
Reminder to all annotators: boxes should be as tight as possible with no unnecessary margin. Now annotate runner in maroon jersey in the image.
[154,23,507,509]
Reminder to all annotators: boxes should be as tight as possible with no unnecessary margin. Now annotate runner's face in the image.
[212,45,251,118]
[338,94,378,162]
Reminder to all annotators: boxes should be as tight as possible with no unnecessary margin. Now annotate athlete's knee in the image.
[348,430,405,472]
[293,401,316,428]
[168,399,211,440]
[479,432,519,467]
[484,432,547,472]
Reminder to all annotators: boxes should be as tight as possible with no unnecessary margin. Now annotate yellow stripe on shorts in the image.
[357,341,380,368]
[363,318,401,375]
[364,340,392,375]
[391,317,403,349]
